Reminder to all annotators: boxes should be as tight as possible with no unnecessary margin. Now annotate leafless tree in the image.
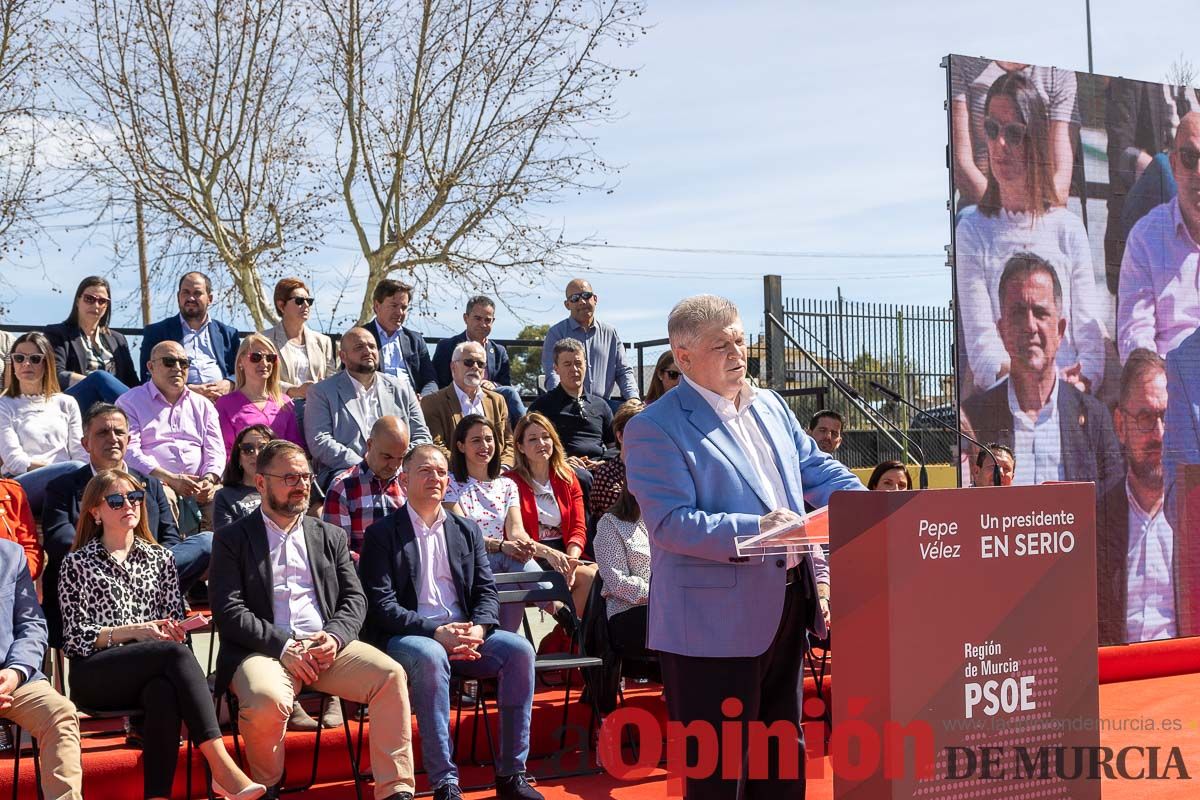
[311,0,645,322]
[1168,55,1197,90]
[60,0,326,327]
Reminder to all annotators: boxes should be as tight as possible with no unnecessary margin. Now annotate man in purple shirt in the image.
[117,340,226,531]
[1117,112,1200,361]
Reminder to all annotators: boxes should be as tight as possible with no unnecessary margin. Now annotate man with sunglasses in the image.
[41,401,213,645]
[117,341,226,532]
[421,341,514,468]
[541,278,638,407]
[1118,112,1200,361]
[432,295,525,423]
[138,271,240,400]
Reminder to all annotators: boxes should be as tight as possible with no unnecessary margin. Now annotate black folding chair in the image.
[1,717,43,800]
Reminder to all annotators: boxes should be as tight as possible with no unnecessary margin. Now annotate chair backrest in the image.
[494,569,575,614]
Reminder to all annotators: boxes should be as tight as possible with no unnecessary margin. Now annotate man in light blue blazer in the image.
[0,538,83,798]
[624,295,864,799]
[305,326,432,489]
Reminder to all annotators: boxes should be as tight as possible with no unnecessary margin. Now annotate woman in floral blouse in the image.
[59,469,264,800]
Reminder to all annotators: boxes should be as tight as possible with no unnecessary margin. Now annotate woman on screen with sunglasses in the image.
[955,71,1105,398]
[59,469,266,800]
[643,351,680,404]
[214,334,303,452]
[43,275,139,413]
[0,332,87,511]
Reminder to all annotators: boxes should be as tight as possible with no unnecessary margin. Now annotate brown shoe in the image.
[286,701,319,732]
[320,696,344,729]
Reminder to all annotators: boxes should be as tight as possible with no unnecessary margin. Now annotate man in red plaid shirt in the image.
[323,416,410,558]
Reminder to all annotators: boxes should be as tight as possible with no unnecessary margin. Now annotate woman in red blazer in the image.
[505,412,597,618]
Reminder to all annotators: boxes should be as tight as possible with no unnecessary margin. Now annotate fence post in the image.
[897,308,909,464]
[763,275,784,389]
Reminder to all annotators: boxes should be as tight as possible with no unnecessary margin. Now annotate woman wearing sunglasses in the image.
[214,334,304,453]
[213,424,274,530]
[643,352,679,405]
[43,276,139,414]
[955,71,1105,398]
[0,332,87,511]
[263,278,338,402]
[58,469,266,800]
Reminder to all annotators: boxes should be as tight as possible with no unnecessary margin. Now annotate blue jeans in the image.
[487,553,552,632]
[386,630,535,787]
[493,384,526,422]
[169,531,213,595]
[1121,152,1177,241]
[64,370,129,415]
[15,461,86,513]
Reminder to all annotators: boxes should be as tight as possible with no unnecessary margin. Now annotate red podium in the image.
[830,484,1100,799]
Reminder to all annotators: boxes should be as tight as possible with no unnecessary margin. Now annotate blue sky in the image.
[5,0,1200,346]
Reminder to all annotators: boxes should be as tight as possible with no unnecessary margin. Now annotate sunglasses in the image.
[568,291,596,303]
[1179,148,1200,172]
[290,296,315,307]
[983,117,1027,148]
[9,353,45,365]
[81,293,110,307]
[460,358,486,369]
[247,351,278,364]
[239,442,266,455]
[103,490,145,510]
[261,471,312,487]
[159,356,191,369]
[662,369,681,380]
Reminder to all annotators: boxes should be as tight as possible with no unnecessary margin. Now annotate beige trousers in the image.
[230,640,415,798]
[4,678,83,800]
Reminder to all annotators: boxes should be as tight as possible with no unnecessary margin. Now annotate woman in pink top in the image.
[214,334,303,452]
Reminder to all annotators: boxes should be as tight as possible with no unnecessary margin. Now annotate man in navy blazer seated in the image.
[359,444,541,800]
[138,271,240,400]
[0,538,84,799]
[41,402,210,646]
[432,295,525,422]
[366,278,438,396]
[624,294,862,799]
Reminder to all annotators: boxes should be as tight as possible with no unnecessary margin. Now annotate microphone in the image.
[832,378,929,490]
[868,380,1001,487]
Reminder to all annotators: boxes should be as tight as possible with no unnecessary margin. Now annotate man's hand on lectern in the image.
[759,508,804,535]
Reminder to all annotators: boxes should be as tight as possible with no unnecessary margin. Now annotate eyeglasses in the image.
[247,352,278,364]
[290,296,315,307]
[983,117,1027,148]
[239,442,266,455]
[1120,407,1166,433]
[260,471,312,487]
[662,369,681,380]
[81,293,109,307]
[159,356,191,369]
[567,291,596,303]
[9,353,44,365]
[1179,147,1200,172]
[459,358,486,369]
[103,490,145,510]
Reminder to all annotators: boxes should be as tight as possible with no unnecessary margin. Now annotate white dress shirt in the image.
[353,375,383,431]
[262,512,325,646]
[1007,378,1065,485]
[454,383,486,418]
[1124,483,1176,641]
[407,504,466,625]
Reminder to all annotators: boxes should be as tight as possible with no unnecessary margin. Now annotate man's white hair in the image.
[452,340,485,362]
[667,295,740,347]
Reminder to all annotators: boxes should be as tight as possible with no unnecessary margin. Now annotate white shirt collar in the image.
[406,503,446,535]
[262,509,304,539]
[683,374,758,418]
[454,382,482,407]
[1006,375,1060,423]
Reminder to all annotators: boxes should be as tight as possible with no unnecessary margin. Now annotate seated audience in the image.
[138,272,240,400]
[44,275,138,412]
[117,341,226,532]
[505,412,596,619]
[866,460,912,491]
[214,334,303,452]
[263,277,338,401]
[432,294,525,421]
[593,459,652,663]
[42,402,210,647]
[588,400,643,519]
[323,416,410,559]
[360,444,543,800]
[214,424,273,530]
[0,538,83,800]
[443,415,563,633]
[529,338,617,470]
[971,444,1016,487]
[209,440,417,798]
[542,278,638,403]
[58,469,265,800]
[807,409,845,456]
[0,478,39,578]
[367,279,437,395]
[1118,111,1200,360]
[305,326,430,487]
[642,351,680,404]
[422,341,514,467]
[0,332,87,510]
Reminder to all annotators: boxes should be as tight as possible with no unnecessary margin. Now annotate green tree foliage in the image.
[509,324,550,394]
